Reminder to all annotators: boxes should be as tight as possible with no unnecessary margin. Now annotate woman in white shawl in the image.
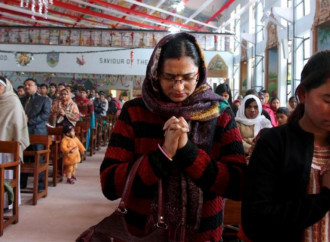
[0,76,30,207]
[235,94,272,155]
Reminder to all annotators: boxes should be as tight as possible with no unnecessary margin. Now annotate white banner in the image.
[0,44,233,76]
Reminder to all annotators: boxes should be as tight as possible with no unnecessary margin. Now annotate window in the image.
[295,0,310,20]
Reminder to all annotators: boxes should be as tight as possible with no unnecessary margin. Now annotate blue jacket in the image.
[20,93,51,135]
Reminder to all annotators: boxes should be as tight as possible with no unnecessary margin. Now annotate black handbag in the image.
[76,156,168,242]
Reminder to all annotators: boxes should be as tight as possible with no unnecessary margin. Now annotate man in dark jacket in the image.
[20,78,51,191]
[93,91,105,120]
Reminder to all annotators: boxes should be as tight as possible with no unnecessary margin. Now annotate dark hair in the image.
[58,83,65,87]
[40,83,48,88]
[276,107,290,116]
[288,96,296,102]
[257,91,264,97]
[270,97,279,103]
[245,88,258,97]
[63,125,74,135]
[245,98,256,109]
[289,50,330,123]
[215,83,233,106]
[157,33,204,84]
[0,76,6,85]
[261,89,269,94]
[49,83,57,88]
[17,85,24,90]
[98,91,105,96]
[80,87,87,93]
[24,78,37,85]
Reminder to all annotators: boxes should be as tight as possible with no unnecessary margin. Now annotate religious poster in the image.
[59,29,71,45]
[267,47,278,98]
[70,30,80,46]
[133,32,146,47]
[102,31,112,46]
[17,29,29,44]
[80,30,91,46]
[40,29,50,45]
[207,54,228,78]
[317,21,330,51]
[8,29,19,44]
[121,32,133,47]
[91,30,102,46]
[28,28,40,44]
[49,29,59,45]
[0,28,9,43]
[111,31,122,47]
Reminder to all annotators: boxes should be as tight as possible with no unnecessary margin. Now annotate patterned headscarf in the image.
[142,32,221,122]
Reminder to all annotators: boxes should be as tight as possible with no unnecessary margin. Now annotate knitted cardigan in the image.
[100,98,246,241]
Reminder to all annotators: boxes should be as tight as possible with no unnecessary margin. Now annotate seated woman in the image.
[235,94,272,155]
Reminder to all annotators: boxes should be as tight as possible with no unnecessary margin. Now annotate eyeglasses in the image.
[161,72,199,85]
[60,93,68,96]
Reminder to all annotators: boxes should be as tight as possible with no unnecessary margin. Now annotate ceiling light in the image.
[20,0,53,18]
[173,1,185,12]
[169,26,181,33]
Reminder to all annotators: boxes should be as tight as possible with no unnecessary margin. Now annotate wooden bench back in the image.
[47,126,63,136]
[0,141,19,162]
[28,134,52,150]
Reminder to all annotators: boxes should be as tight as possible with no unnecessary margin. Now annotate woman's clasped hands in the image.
[161,116,190,159]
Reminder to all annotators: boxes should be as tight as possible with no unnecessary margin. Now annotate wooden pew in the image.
[0,141,20,236]
[21,135,51,205]
[47,126,64,186]
[75,121,89,161]
[223,199,242,238]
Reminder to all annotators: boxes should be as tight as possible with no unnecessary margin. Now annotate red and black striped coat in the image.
[100,98,246,241]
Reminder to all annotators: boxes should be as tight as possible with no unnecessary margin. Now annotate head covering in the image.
[0,78,30,160]
[236,94,272,137]
[0,76,7,86]
[142,32,221,122]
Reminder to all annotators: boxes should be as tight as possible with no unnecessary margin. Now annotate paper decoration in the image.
[15,52,33,66]
[47,51,59,68]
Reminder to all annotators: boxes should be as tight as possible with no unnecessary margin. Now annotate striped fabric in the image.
[303,146,330,242]
[100,98,246,241]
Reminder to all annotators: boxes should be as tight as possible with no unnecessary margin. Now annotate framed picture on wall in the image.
[70,30,80,46]
[316,21,330,51]
[102,31,112,46]
[59,29,71,45]
[8,29,19,44]
[266,47,278,98]
[40,29,50,45]
[0,28,9,43]
[28,28,40,44]
[18,29,29,44]
[91,30,102,46]
[80,30,91,46]
[49,29,59,45]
